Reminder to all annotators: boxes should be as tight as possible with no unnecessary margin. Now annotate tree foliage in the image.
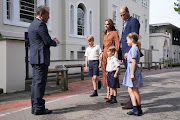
[174,0,180,14]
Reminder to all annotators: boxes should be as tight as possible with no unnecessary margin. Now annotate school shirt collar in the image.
[132,44,137,48]
[89,44,95,48]
[108,55,115,60]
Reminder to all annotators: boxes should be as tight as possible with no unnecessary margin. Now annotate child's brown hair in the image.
[86,35,94,41]
[126,32,139,43]
[107,46,116,53]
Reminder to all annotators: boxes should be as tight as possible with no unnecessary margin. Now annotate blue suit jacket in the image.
[120,16,140,59]
[28,18,57,66]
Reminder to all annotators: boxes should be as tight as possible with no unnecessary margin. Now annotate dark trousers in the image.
[31,64,48,111]
[123,59,127,69]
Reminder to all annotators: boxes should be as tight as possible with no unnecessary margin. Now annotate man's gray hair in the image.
[36,5,49,16]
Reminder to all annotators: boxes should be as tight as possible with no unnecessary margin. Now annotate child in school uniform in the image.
[123,32,143,116]
[85,35,102,97]
[106,46,120,104]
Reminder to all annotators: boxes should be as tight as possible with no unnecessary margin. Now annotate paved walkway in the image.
[0,67,180,120]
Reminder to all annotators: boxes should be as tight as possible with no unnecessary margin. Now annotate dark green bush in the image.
[0,33,2,39]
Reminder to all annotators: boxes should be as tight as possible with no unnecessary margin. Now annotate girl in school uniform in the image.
[123,32,143,116]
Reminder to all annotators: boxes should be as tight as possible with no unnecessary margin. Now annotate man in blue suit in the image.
[119,6,140,109]
[119,6,140,69]
[28,5,60,115]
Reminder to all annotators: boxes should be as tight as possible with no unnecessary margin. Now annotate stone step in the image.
[0,88,3,94]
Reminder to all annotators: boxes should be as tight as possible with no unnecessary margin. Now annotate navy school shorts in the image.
[89,60,99,77]
[107,71,118,88]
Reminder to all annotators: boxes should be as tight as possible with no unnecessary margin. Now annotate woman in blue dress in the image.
[123,32,143,116]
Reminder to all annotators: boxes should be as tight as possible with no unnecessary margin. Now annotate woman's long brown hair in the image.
[103,18,117,35]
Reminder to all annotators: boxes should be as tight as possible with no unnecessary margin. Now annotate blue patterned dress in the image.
[123,45,143,88]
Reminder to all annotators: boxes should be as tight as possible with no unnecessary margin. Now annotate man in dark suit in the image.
[28,5,60,115]
[119,6,140,109]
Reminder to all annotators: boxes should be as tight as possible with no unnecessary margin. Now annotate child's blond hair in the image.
[107,46,116,53]
[126,32,139,43]
[86,35,94,41]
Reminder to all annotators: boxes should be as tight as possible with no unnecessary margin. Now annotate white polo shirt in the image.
[106,56,120,72]
[85,45,102,60]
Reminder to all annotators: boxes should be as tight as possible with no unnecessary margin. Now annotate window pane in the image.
[70,5,74,35]
[112,5,117,25]
[89,11,92,35]
[70,51,74,60]
[7,0,11,19]
[77,8,84,36]
[20,0,37,23]
[77,51,85,60]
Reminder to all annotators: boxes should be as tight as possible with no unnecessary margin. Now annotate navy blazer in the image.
[120,16,140,58]
[28,18,57,66]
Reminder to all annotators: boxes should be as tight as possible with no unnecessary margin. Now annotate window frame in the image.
[69,4,75,35]
[112,4,117,25]
[132,13,140,21]
[89,10,93,35]
[3,0,52,29]
[69,2,88,38]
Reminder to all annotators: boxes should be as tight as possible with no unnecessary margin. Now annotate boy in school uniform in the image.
[106,46,120,104]
[85,35,102,97]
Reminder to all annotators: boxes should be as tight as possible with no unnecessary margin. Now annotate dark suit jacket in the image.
[119,16,140,59]
[28,18,57,66]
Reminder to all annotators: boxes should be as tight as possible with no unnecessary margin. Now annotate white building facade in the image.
[150,23,180,63]
[0,0,149,93]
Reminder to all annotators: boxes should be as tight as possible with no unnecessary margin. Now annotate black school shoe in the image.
[127,110,141,116]
[98,81,101,89]
[90,92,98,97]
[110,100,117,104]
[34,109,52,115]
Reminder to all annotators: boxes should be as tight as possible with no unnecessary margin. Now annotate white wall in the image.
[0,40,25,93]
[49,0,63,61]
[0,41,7,92]
[150,33,170,62]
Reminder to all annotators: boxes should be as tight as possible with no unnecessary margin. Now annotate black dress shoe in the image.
[122,102,133,109]
[90,92,98,97]
[106,99,112,103]
[127,110,140,116]
[121,101,131,106]
[98,81,101,89]
[31,109,34,114]
[139,110,143,115]
[110,100,117,104]
[32,108,49,114]
[34,109,52,115]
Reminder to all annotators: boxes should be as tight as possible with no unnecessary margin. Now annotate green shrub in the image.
[0,33,2,39]
[171,63,180,67]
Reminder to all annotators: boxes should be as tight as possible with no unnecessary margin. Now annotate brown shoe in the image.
[122,102,133,109]
[121,101,131,106]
